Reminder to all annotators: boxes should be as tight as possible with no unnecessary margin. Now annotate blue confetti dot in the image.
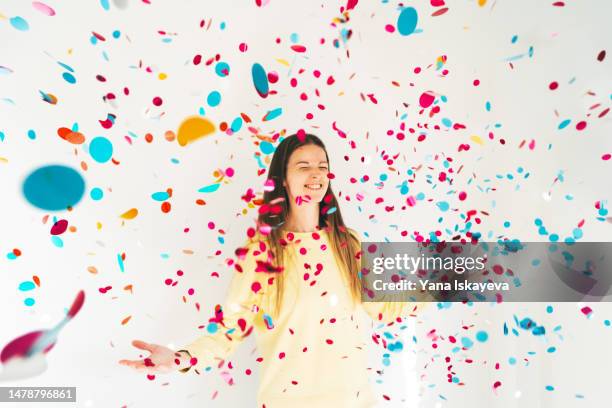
[18,281,36,291]
[461,337,473,349]
[230,117,243,132]
[397,7,418,36]
[112,30,121,39]
[89,136,113,163]
[10,16,30,31]
[475,331,488,342]
[545,385,555,391]
[207,91,221,107]
[90,187,104,200]
[207,323,218,334]
[27,129,36,140]
[215,62,230,77]
[51,235,64,248]
[23,165,85,211]
[546,305,553,313]
[62,72,76,84]
[24,298,36,306]
[259,142,274,154]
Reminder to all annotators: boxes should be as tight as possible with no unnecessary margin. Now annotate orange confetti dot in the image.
[87,266,98,275]
[145,133,153,143]
[121,315,132,325]
[13,249,21,256]
[161,202,171,213]
[177,116,215,146]
[165,130,176,142]
[120,208,139,219]
[33,276,41,287]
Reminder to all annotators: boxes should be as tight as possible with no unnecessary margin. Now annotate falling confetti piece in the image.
[9,16,30,31]
[251,63,269,98]
[22,165,85,211]
[32,2,56,16]
[177,116,215,147]
[120,208,138,219]
[397,7,418,36]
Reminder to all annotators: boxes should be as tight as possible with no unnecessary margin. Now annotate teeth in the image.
[305,184,322,190]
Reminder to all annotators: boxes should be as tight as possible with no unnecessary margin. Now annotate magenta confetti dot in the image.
[602,153,611,161]
[419,91,435,108]
[549,81,558,90]
[458,191,467,201]
[239,43,248,52]
[152,97,163,106]
[576,121,587,130]
[385,24,395,33]
[473,79,480,86]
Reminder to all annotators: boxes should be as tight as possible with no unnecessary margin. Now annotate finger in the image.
[131,340,153,352]
[119,359,146,369]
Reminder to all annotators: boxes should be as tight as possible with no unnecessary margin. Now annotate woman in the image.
[119,133,424,407]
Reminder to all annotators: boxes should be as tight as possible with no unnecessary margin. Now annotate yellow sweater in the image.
[182,228,423,407]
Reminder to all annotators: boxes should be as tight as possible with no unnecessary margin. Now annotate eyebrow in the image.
[295,161,328,165]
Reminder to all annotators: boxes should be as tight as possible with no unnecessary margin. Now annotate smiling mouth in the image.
[304,184,323,191]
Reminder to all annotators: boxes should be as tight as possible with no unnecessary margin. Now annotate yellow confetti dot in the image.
[177,116,215,147]
[96,222,102,230]
[478,0,487,6]
[158,72,167,80]
[120,208,138,219]
[0,157,8,163]
[470,135,484,145]
[275,58,290,67]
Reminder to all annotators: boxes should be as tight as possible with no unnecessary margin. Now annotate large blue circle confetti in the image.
[23,165,85,211]
[397,7,418,36]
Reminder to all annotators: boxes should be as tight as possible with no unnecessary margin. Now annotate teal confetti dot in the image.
[220,21,226,30]
[604,319,610,327]
[90,187,104,200]
[558,119,571,129]
[263,107,282,121]
[441,118,453,127]
[549,233,559,242]
[100,0,110,10]
[546,305,553,313]
[18,281,36,291]
[503,221,511,228]
[397,7,418,36]
[23,165,85,211]
[545,385,554,391]
[0,131,5,142]
[547,346,556,353]
[207,91,221,107]
[112,30,121,39]
[508,357,516,365]
[252,63,269,98]
[436,201,449,212]
[230,117,243,132]
[24,298,36,306]
[117,253,125,272]
[62,72,76,84]
[152,191,170,201]
[207,323,218,334]
[461,337,473,349]
[290,33,299,43]
[215,62,230,77]
[89,136,113,163]
[27,129,36,140]
[10,16,30,31]
[51,235,64,248]
[475,331,488,342]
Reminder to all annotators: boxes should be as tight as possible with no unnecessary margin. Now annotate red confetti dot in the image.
[152,97,163,106]
[549,81,558,90]
[385,24,395,33]
[278,352,285,359]
[602,153,611,161]
[576,121,587,130]
[473,79,480,86]
[239,43,248,52]
[458,191,467,201]
[597,50,606,62]
[161,202,171,212]
[325,339,333,345]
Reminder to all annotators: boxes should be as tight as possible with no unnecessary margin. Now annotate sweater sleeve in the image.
[179,238,271,372]
[348,228,432,324]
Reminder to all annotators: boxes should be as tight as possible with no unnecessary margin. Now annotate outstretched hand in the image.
[118,339,184,374]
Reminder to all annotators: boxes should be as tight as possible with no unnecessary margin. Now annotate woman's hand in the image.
[118,339,188,373]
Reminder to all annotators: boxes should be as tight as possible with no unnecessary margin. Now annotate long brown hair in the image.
[251,133,362,317]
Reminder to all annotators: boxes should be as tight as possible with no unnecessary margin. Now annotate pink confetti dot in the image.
[602,153,611,161]
[385,24,395,33]
[152,96,163,106]
[225,167,235,177]
[239,43,248,52]
[549,81,558,90]
[208,222,215,229]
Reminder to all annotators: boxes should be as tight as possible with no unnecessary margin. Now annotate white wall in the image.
[1,0,610,407]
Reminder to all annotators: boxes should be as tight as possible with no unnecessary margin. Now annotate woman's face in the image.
[283,144,330,204]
